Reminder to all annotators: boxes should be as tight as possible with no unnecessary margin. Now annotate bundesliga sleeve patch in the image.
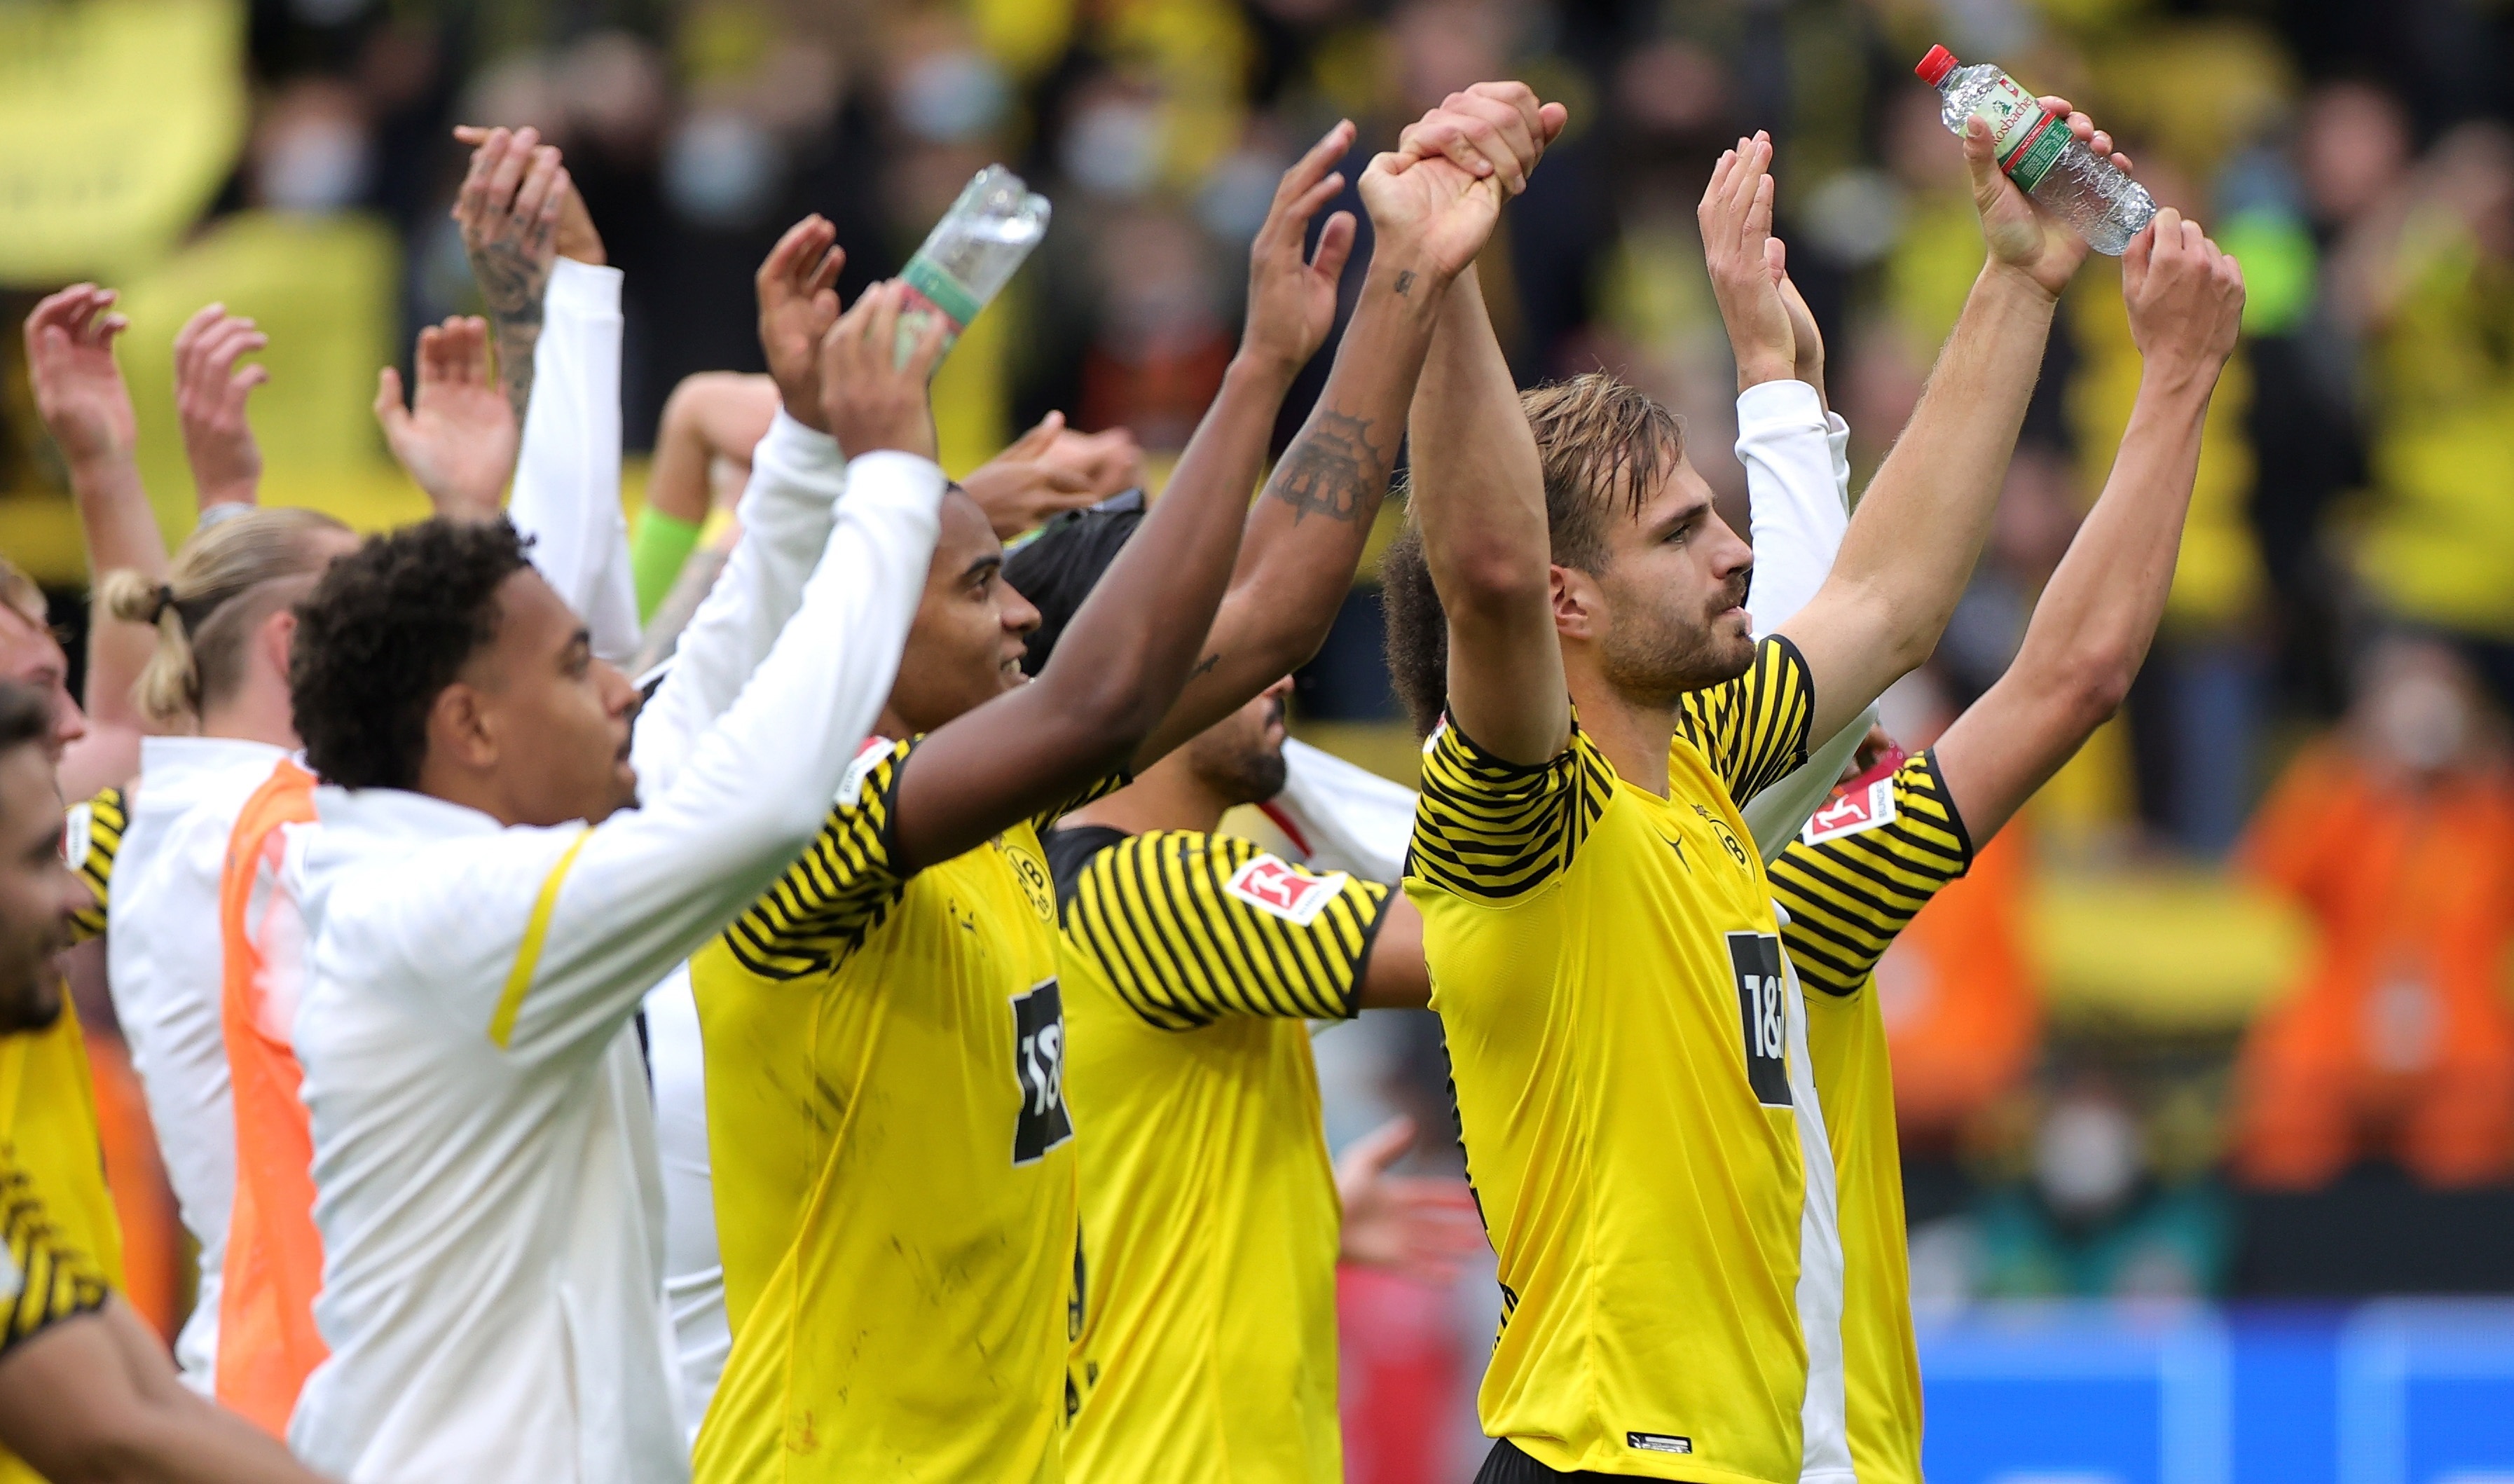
[1801,776,1898,845]
[60,802,91,872]
[1223,853,1348,927]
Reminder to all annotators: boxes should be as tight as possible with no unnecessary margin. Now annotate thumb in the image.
[1340,1115,1419,1181]
[1008,410,1065,459]
[1962,116,2003,203]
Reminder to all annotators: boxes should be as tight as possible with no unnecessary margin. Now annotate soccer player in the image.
[0,680,331,1484]
[277,276,949,1482]
[217,126,638,1438]
[1387,86,2120,1482]
[685,116,1512,1484]
[1761,210,2243,1484]
[1015,89,1559,1484]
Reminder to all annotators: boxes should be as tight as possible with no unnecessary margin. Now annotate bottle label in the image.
[902,255,984,327]
[1971,72,2067,193]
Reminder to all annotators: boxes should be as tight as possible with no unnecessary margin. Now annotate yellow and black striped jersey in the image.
[1407,635,1818,1484]
[693,736,1116,1484]
[0,1141,110,1355]
[62,788,123,944]
[1769,750,1974,1484]
[1049,825,1385,1483]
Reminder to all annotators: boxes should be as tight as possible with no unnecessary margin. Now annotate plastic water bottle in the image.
[895,165,1052,369]
[1916,45,2156,256]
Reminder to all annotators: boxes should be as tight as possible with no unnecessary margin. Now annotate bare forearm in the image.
[1408,266,1547,598]
[70,455,164,732]
[1053,352,1293,748]
[1939,367,2215,839]
[1832,266,2054,628]
[1144,259,1444,759]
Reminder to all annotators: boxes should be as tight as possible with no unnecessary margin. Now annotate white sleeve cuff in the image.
[842,450,947,505]
[1733,378,1827,442]
[546,257,622,317]
[754,408,847,483]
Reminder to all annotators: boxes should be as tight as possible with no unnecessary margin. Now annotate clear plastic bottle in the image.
[1916,44,2156,256]
[895,165,1053,369]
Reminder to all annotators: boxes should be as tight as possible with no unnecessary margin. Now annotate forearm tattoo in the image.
[1270,408,1387,525]
[469,218,555,425]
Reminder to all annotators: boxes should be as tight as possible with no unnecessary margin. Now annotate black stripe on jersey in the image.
[1769,749,1973,998]
[722,741,915,981]
[1061,830,1383,1029]
[0,1149,108,1354]
[1675,635,1815,806]
[1410,720,1612,903]
[66,787,124,945]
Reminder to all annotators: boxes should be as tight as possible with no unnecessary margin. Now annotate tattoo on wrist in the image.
[1188,652,1221,679]
[1270,408,1386,525]
[1394,270,1417,296]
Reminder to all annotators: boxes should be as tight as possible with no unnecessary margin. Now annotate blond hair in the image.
[97,508,351,730]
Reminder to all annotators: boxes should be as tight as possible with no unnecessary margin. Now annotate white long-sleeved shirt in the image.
[1735,378,1871,859]
[95,260,639,1406]
[285,449,943,1484]
[509,257,639,666]
[104,735,291,1390]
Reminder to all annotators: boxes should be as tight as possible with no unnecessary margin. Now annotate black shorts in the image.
[1474,1438,1649,1482]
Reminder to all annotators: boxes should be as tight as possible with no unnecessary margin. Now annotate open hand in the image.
[756,215,848,434]
[1700,132,1797,390]
[1771,238,1826,408]
[958,411,1105,539]
[1238,121,1360,379]
[173,303,269,511]
[1335,1115,1489,1286]
[375,315,518,522]
[1966,97,2129,298]
[23,285,136,469]
[817,282,945,460]
[2122,207,2244,379]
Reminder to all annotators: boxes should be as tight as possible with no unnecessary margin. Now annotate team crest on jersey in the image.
[59,802,91,872]
[1223,854,1346,926]
[1803,777,1898,845]
[834,736,893,808]
[996,838,1057,923]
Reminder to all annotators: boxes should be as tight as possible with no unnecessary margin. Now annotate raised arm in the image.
[1132,90,1567,767]
[1775,102,2129,743]
[884,133,1351,868]
[375,315,518,523]
[25,287,154,797]
[628,217,860,799]
[172,303,268,515]
[453,128,640,662]
[1934,211,2243,838]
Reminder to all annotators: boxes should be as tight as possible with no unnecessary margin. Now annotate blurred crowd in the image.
[6,0,2514,1332]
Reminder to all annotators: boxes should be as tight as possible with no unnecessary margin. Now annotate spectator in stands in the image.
[2233,635,2514,1188]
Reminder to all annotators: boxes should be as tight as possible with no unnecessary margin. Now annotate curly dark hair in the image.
[1380,374,1684,740]
[290,518,533,790]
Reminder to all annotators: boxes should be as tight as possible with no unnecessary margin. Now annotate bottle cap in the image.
[1915,45,1958,86]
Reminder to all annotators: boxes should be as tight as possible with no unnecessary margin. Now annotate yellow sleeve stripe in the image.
[1067,832,1385,1029]
[65,787,125,944]
[489,827,593,1049]
[1408,720,1611,902]
[0,1150,109,1353]
[1770,750,1973,997]
[1675,635,1815,803]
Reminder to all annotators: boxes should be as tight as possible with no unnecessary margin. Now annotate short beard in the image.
[1188,729,1289,808]
[1597,603,1754,710]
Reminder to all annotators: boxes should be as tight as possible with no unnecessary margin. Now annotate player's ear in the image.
[1550,564,1598,643]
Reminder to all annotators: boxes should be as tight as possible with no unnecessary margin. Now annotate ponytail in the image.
[97,508,352,731]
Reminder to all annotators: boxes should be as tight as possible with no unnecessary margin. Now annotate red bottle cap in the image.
[1916,45,1958,85]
